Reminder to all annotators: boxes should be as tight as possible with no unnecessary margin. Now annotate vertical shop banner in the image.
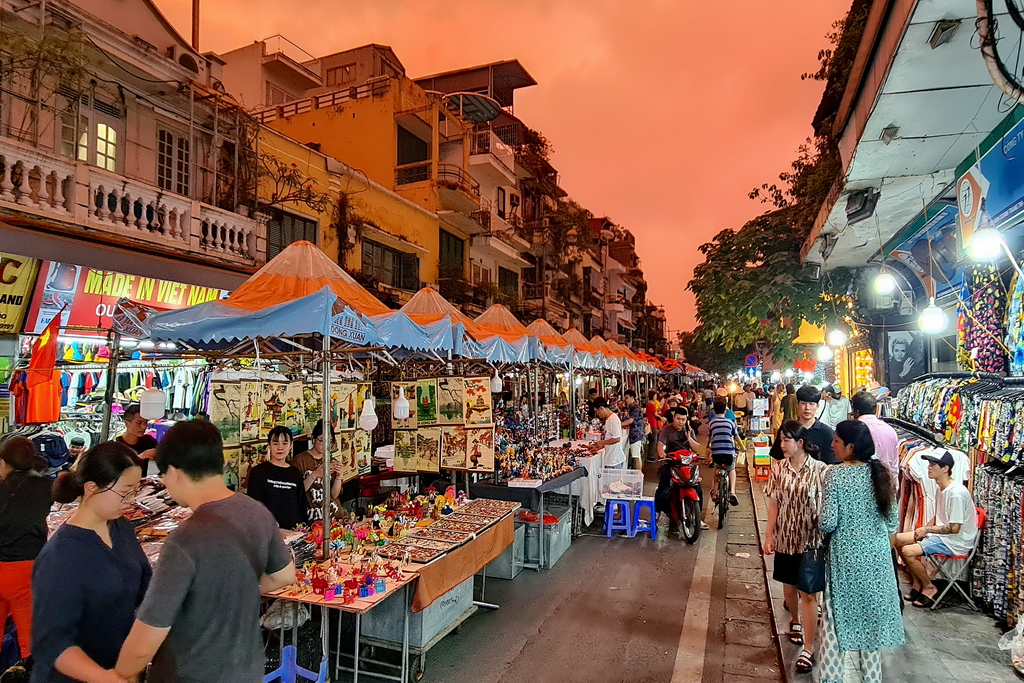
[24,261,229,335]
[0,254,40,334]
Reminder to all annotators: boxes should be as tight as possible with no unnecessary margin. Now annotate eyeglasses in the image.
[100,483,139,504]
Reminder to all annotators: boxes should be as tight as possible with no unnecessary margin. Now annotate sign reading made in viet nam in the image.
[0,253,40,334]
[24,261,230,336]
[330,310,370,344]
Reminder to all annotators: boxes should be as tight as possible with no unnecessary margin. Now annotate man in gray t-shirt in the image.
[116,421,295,683]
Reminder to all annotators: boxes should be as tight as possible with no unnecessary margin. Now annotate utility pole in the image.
[191,0,200,51]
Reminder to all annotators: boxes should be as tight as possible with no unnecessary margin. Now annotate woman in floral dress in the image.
[818,420,904,682]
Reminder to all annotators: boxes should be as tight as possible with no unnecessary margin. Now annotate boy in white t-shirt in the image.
[895,450,978,608]
[588,398,625,468]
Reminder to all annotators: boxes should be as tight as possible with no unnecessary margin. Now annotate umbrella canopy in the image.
[399,287,485,337]
[526,318,570,348]
[475,305,530,342]
[563,328,597,355]
[223,241,391,318]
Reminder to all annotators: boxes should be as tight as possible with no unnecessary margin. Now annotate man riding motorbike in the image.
[656,408,708,533]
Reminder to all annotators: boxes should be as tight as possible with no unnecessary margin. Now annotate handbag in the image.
[798,546,827,594]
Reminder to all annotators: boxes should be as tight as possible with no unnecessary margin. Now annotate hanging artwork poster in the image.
[334,383,359,431]
[416,379,437,425]
[240,382,263,442]
[440,425,468,470]
[416,427,441,473]
[208,382,241,447]
[302,384,322,435]
[393,430,417,472]
[464,426,495,471]
[238,442,268,492]
[391,382,417,430]
[334,431,358,483]
[463,376,492,425]
[354,429,372,475]
[282,382,305,435]
[260,382,289,438]
[436,376,465,425]
[223,447,240,490]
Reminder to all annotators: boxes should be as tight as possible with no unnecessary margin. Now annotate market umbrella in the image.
[562,328,600,369]
[526,318,573,366]
[474,304,539,362]
[399,287,484,337]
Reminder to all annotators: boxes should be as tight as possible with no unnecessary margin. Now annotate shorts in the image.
[711,453,736,471]
[919,535,953,556]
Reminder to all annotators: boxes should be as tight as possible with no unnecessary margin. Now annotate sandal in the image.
[795,649,815,673]
[913,594,936,609]
[903,589,922,602]
[788,622,803,645]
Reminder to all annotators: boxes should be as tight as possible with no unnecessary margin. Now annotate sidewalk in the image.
[746,460,1018,682]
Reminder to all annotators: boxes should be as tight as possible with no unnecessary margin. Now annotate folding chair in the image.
[925,506,986,611]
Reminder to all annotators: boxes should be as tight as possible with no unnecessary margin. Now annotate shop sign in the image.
[330,310,369,344]
[957,111,1024,251]
[886,204,962,297]
[0,253,40,334]
[23,261,229,336]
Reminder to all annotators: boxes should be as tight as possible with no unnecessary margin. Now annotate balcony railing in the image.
[0,137,265,268]
[469,131,515,175]
[437,163,480,198]
[395,161,431,186]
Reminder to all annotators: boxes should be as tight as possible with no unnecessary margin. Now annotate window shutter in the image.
[402,253,419,291]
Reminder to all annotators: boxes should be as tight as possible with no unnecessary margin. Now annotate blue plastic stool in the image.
[604,499,633,536]
[631,498,657,539]
[264,645,327,683]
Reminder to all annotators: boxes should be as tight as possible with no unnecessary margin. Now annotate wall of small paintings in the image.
[391,377,494,473]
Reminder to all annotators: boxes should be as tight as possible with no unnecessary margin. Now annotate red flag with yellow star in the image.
[25,314,62,423]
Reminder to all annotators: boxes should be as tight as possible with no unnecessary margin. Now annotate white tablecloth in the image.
[550,439,603,526]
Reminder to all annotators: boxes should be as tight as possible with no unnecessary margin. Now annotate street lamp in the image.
[816,344,834,362]
[827,329,847,347]
[919,297,947,334]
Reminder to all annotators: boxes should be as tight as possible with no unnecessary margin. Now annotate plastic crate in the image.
[599,467,644,499]
[524,507,572,567]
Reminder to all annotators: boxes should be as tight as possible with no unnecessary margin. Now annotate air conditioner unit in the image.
[845,189,879,225]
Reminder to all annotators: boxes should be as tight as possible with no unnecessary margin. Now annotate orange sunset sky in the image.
[155,0,851,334]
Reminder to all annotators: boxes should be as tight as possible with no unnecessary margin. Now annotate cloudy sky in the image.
[156,0,851,333]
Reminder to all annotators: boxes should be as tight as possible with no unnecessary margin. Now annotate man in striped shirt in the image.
[709,397,744,507]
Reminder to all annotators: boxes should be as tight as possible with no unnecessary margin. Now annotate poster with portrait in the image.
[463,376,492,425]
[464,426,495,472]
[440,425,468,470]
[436,376,465,425]
[302,384,322,435]
[416,427,441,473]
[238,442,267,492]
[209,382,242,447]
[240,382,263,442]
[391,381,417,430]
[886,331,926,395]
[260,382,289,438]
[393,430,418,472]
[416,379,437,425]
[334,383,359,431]
[354,429,372,476]
[223,447,240,490]
[334,431,358,483]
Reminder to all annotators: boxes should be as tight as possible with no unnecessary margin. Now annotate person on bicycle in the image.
[656,408,707,532]
[709,398,744,507]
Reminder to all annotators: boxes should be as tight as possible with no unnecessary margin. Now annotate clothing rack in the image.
[883,417,944,445]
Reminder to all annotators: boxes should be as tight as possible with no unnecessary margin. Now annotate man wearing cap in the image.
[895,451,978,608]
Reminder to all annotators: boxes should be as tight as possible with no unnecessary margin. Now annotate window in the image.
[498,266,519,295]
[471,263,491,286]
[265,83,292,106]
[439,229,465,279]
[326,63,356,87]
[60,114,87,162]
[397,125,430,166]
[157,130,191,196]
[496,187,507,219]
[95,123,117,172]
[362,239,419,290]
[267,209,318,259]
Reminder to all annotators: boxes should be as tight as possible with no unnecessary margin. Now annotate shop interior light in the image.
[392,389,410,420]
[816,344,834,362]
[139,388,166,420]
[138,341,155,350]
[771,371,782,383]
[919,297,948,334]
[969,227,1004,260]
[359,396,378,431]
[874,271,897,294]
[784,369,794,378]
[827,329,847,347]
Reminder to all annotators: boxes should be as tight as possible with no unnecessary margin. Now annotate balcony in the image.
[395,161,432,186]
[469,130,516,185]
[0,137,266,271]
[261,35,322,90]
[437,163,480,214]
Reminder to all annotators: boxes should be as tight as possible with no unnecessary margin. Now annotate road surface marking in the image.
[671,525,718,682]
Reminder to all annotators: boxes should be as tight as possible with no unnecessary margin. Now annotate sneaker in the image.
[0,665,29,683]
[729,494,739,507]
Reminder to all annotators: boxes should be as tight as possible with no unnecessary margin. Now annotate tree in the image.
[677,331,750,376]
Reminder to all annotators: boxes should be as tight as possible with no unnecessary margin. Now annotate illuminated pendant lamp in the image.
[359,395,379,431]
[919,298,947,334]
[392,388,410,420]
[139,388,166,420]
[490,372,504,393]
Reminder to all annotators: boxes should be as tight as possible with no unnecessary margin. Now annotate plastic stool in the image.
[264,645,327,683]
[604,499,633,537]
[631,498,657,539]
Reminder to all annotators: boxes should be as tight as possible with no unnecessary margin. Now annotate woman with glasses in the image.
[30,442,149,683]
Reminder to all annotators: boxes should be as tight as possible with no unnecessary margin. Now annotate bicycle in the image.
[715,461,731,529]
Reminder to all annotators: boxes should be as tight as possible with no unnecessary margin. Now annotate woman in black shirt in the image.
[0,437,52,674]
[246,427,306,529]
[31,442,150,683]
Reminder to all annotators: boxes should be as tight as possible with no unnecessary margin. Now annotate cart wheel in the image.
[410,656,424,681]
[360,645,374,660]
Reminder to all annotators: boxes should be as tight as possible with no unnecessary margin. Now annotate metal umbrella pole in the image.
[100,330,121,442]
[320,331,333,663]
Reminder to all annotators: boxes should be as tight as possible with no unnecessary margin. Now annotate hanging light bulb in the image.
[874,271,897,294]
[969,227,1004,260]
[827,329,847,347]
[490,373,504,393]
[139,388,166,420]
[919,297,947,334]
[392,387,410,420]
[359,395,378,431]
[816,344,834,362]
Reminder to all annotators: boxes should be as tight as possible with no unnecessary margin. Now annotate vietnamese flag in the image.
[25,314,61,423]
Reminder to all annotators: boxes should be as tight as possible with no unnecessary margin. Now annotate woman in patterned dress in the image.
[818,420,904,683]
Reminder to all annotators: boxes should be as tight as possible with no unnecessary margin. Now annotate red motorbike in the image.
[659,450,703,543]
